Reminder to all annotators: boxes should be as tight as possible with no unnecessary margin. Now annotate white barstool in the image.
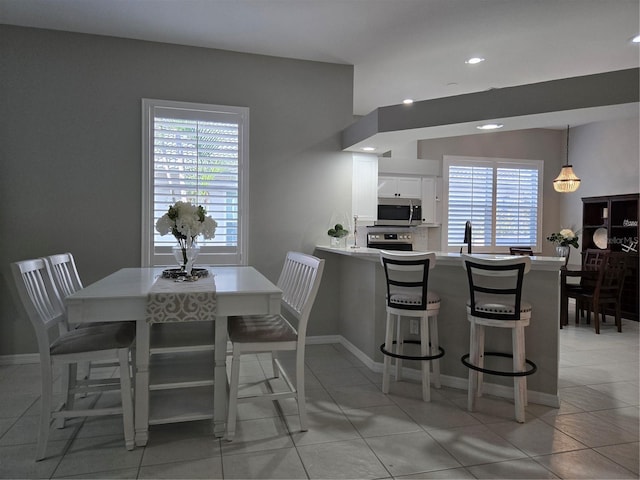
[460,254,537,423]
[379,250,444,402]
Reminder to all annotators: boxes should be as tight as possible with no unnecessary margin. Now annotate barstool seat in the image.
[379,251,444,402]
[461,254,537,423]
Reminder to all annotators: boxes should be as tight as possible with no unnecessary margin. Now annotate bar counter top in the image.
[315,245,565,271]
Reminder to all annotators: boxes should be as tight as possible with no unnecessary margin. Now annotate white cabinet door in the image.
[421,177,436,224]
[352,153,378,221]
[397,177,422,198]
[377,176,397,198]
[378,176,421,199]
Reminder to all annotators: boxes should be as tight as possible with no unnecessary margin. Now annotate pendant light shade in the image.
[553,125,581,193]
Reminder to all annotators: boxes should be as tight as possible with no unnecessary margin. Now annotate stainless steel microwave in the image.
[376,202,422,226]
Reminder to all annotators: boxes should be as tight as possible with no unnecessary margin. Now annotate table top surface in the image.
[66,266,282,301]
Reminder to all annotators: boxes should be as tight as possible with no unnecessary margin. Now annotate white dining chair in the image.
[11,258,135,460]
[225,251,325,440]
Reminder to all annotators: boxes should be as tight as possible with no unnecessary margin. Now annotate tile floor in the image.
[0,315,638,479]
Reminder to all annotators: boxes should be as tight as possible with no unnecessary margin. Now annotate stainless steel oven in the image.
[367,228,413,251]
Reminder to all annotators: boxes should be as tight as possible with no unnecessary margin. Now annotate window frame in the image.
[442,155,544,254]
[141,98,249,267]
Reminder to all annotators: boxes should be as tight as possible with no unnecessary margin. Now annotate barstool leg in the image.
[476,323,485,398]
[382,312,395,394]
[512,326,527,423]
[420,316,431,402]
[429,314,441,388]
[467,321,479,412]
[395,315,403,381]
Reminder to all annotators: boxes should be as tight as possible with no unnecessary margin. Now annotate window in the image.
[142,99,249,266]
[443,156,543,253]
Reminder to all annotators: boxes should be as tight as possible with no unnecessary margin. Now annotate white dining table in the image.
[65,266,282,446]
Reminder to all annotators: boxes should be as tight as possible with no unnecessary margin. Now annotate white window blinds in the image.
[495,166,539,246]
[444,156,542,252]
[447,164,494,247]
[153,116,239,248]
[142,99,249,266]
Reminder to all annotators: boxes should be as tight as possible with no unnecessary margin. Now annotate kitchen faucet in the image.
[462,221,472,254]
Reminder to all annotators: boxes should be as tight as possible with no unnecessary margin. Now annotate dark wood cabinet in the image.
[582,193,639,321]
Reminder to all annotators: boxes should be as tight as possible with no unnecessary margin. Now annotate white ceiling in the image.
[2,0,638,120]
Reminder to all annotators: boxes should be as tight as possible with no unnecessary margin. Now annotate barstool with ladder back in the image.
[379,250,444,402]
[460,254,537,423]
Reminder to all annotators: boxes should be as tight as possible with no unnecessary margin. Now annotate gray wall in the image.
[0,25,353,356]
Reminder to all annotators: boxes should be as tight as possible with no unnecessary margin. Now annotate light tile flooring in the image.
[1,316,638,479]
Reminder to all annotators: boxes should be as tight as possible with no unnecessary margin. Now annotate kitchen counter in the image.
[316,245,565,270]
[314,245,563,407]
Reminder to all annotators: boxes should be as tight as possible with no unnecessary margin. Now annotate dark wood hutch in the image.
[581,193,639,321]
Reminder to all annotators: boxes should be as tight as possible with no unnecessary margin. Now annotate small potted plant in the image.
[328,223,349,248]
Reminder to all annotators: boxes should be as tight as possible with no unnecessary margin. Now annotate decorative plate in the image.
[161,268,209,279]
[593,227,608,249]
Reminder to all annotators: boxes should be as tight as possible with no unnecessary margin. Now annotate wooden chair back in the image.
[509,247,533,256]
[46,253,83,298]
[277,251,325,340]
[462,254,531,321]
[380,250,436,311]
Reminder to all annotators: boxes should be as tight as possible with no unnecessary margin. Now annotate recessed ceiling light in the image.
[361,146,376,151]
[632,34,640,43]
[476,123,504,130]
[465,57,485,65]
[402,99,414,105]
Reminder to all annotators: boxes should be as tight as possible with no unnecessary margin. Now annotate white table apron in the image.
[64,267,282,447]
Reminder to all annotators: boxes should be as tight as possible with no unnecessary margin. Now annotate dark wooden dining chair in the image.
[509,247,533,256]
[564,251,628,333]
[560,249,608,328]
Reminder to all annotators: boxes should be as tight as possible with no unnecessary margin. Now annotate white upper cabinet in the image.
[352,153,378,221]
[378,176,422,199]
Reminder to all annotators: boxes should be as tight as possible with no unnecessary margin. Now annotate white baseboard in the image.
[0,353,40,365]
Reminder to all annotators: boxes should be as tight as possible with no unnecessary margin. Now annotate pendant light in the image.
[553,125,581,193]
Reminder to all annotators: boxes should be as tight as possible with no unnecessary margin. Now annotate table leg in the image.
[213,315,228,437]
[134,319,150,446]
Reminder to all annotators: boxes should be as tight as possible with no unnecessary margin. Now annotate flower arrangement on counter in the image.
[546,228,579,248]
[156,201,217,267]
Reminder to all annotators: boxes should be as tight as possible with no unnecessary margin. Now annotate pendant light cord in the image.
[565,124,570,166]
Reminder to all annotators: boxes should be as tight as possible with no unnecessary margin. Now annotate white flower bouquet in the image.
[546,228,579,248]
[156,201,217,268]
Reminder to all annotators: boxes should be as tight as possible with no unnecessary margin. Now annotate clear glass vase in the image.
[330,236,347,248]
[172,239,200,273]
[555,245,570,266]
